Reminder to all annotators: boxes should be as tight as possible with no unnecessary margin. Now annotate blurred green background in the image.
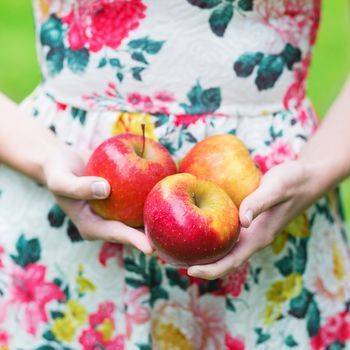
[0,1,349,228]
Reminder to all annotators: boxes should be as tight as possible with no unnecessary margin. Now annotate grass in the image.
[0,1,349,227]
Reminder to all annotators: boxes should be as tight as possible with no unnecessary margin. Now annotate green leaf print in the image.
[40,15,63,49]
[148,257,162,287]
[285,335,299,347]
[67,219,83,242]
[226,297,236,312]
[137,345,152,350]
[10,234,41,268]
[274,248,293,276]
[255,328,271,345]
[209,3,234,37]
[35,346,57,350]
[187,0,222,9]
[117,72,124,82]
[150,286,169,307]
[50,310,65,319]
[109,58,122,68]
[326,343,346,350]
[48,203,66,228]
[180,82,222,114]
[255,55,285,90]
[66,48,90,74]
[46,46,65,76]
[128,37,164,55]
[71,107,87,125]
[97,57,107,68]
[238,0,253,11]
[165,268,190,290]
[131,66,146,81]
[126,277,146,288]
[131,51,149,65]
[306,299,321,337]
[282,43,302,70]
[289,288,313,318]
[233,52,263,77]
[143,39,165,55]
[42,330,56,341]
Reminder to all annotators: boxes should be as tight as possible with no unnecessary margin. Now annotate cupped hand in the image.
[43,144,154,255]
[187,160,319,280]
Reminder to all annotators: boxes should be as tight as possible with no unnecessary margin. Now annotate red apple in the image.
[180,134,261,207]
[85,133,177,227]
[144,173,240,266]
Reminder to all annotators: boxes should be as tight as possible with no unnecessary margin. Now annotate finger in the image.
[48,172,110,200]
[239,173,288,228]
[187,228,263,280]
[55,196,154,255]
[87,218,154,255]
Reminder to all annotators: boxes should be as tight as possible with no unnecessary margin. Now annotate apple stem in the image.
[141,123,146,158]
[191,192,198,207]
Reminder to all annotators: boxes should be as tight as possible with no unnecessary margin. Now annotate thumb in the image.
[48,172,110,200]
[239,177,288,228]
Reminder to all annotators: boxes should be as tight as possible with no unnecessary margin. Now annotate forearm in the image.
[0,93,62,183]
[299,76,350,197]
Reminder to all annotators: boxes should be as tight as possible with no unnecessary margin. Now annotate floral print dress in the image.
[1,0,350,349]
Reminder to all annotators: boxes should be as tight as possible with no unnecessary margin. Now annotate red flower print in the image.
[98,242,123,268]
[225,332,245,350]
[0,330,9,346]
[310,311,350,350]
[79,301,124,350]
[62,0,147,52]
[220,262,249,298]
[254,139,297,174]
[0,263,65,335]
[174,114,207,127]
[79,328,104,350]
[89,301,115,327]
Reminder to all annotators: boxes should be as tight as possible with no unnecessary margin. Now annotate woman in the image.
[1,0,350,349]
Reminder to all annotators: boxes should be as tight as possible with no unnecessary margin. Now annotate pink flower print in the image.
[225,332,245,350]
[125,286,150,338]
[254,139,297,174]
[89,301,115,328]
[220,262,249,298]
[154,91,175,103]
[63,0,147,52]
[0,263,65,335]
[127,92,143,106]
[98,242,123,268]
[0,246,4,270]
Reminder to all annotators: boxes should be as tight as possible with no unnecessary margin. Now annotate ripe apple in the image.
[179,134,261,207]
[85,133,177,227]
[144,173,240,266]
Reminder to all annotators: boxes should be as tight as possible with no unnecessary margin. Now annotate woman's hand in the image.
[43,144,154,255]
[187,160,319,280]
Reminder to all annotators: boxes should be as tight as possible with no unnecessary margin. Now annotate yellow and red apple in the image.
[180,134,261,207]
[144,173,240,266]
[85,133,177,227]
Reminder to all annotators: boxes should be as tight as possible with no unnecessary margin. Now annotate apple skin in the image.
[179,134,261,207]
[144,173,240,266]
[85,133,177,227]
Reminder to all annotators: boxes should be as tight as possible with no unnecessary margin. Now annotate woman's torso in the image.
[33,0,320,116]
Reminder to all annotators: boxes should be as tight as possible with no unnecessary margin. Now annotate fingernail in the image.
[245,209,253,226]
[92,181,108,199]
